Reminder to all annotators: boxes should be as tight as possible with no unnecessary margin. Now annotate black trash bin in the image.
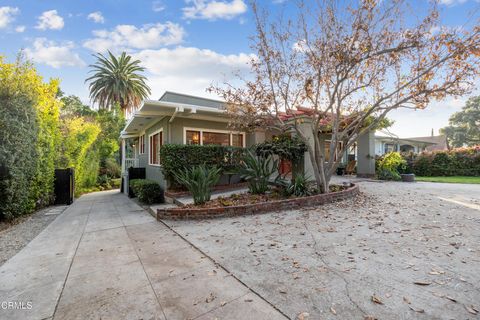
[54,168,75,205]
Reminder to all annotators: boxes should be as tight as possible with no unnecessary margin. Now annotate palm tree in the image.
[86,51,151,115]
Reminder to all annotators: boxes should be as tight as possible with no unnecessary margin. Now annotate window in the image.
[184,128,244,147]
[384,143,396,154]
[231,134,243,147]
[324,140,343,161]
[139,135,145,154]
[149,130,163,165]
[203,132,230,146]
[186,130,201,145]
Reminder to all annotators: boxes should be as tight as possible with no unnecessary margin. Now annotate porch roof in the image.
[120,99,228,138]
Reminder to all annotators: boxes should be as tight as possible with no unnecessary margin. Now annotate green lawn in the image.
[415,176,480,184]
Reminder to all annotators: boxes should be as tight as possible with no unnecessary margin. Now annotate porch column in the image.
[121,139,127,194]
[246,128,266,147]
[357,130,376,178]
[294,121,316,180]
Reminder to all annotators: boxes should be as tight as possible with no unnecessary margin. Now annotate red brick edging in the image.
[157,184,359,220]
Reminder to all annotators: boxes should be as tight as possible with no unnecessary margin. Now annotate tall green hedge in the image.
[408,146,480,176]
[0,95,39,219]
[159,144,245,185]
[0,56,61,219]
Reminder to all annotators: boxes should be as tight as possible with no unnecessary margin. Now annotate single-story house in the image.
[120,91,378,194]
[374,132,448,156]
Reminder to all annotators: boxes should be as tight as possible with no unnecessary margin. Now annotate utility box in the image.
[54,168,75,205]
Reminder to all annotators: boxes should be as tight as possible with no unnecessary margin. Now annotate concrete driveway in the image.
[0,190,286,320]
[165,180,480,319]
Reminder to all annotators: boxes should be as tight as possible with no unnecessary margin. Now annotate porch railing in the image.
[125,158,139,169]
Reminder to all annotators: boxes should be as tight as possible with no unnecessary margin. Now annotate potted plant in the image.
[336,164,346,176]
[398,158,415,182]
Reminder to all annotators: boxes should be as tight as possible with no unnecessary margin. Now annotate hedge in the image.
[129,179,164,204]
[0,56,61,219]
[159,144,245,185]
[406,146,480,176]
[0,95,39,219]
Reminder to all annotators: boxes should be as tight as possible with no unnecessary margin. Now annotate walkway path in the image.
[0,190,286,320]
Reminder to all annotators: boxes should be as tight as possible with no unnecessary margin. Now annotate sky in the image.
[0,0,479,138]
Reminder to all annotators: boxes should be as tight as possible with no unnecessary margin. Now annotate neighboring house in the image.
[120,91,378,193]
[374,132,447,156]
[406,135,448,152]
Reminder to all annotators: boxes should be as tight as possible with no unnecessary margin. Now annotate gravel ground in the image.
[164,179,480,320]
[0,206,65,266]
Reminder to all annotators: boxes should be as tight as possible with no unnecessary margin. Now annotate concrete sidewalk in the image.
[0,190,286,320]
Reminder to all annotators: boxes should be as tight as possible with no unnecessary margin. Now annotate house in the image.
[374,131,447,156]
[120,91,378,194]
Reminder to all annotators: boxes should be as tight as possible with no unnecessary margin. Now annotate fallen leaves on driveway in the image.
[371,294,384,305]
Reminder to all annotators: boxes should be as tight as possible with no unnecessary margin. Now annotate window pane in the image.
[324,142,331,162]
[231,134,243,147]
[203,131,230,146]
[150,133,161,165]
[186,130,201,145]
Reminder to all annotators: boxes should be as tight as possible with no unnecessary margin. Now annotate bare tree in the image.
[211,0,480,193]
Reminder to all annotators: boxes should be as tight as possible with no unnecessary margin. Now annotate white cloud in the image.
[439,0,467,5]
[15,25,25,33]
[152,1,166,12]
[87,11,105,24]
[36,10,64,30]
[183,0,247,20]
[133,46,254,98]
[25,38,85,68]
[83,22,185,52]
[0,6,19,29]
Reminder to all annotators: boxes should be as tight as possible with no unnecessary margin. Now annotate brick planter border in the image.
[157,184,359,220]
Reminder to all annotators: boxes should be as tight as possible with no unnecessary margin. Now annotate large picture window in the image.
[184,128,245,147]
[203,132,230,146]
[149,129,163,166]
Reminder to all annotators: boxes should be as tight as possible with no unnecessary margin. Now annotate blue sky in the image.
[0,0,479,137]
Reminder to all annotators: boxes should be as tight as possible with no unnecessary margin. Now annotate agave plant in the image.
[174,165,221,205]
[237,150,278,194]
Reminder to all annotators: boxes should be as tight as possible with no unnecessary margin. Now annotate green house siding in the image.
[136,116,250,188]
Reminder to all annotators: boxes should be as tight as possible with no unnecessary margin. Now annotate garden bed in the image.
[165,182,248,198]
[157,183,359,220]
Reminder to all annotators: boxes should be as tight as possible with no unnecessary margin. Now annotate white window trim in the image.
[148,128,163,166]
[183,127,246,147]
[139,134,146,155]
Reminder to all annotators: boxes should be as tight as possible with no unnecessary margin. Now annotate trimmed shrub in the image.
[412,146,480,176]
[376,152,406,181]
[159,144,244,186]
[174,165,222,205]
[130,179,164,204]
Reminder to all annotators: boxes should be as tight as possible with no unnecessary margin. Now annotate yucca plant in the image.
[174,165,221,205]
[286,173,313,197]
[237,150,278,194]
